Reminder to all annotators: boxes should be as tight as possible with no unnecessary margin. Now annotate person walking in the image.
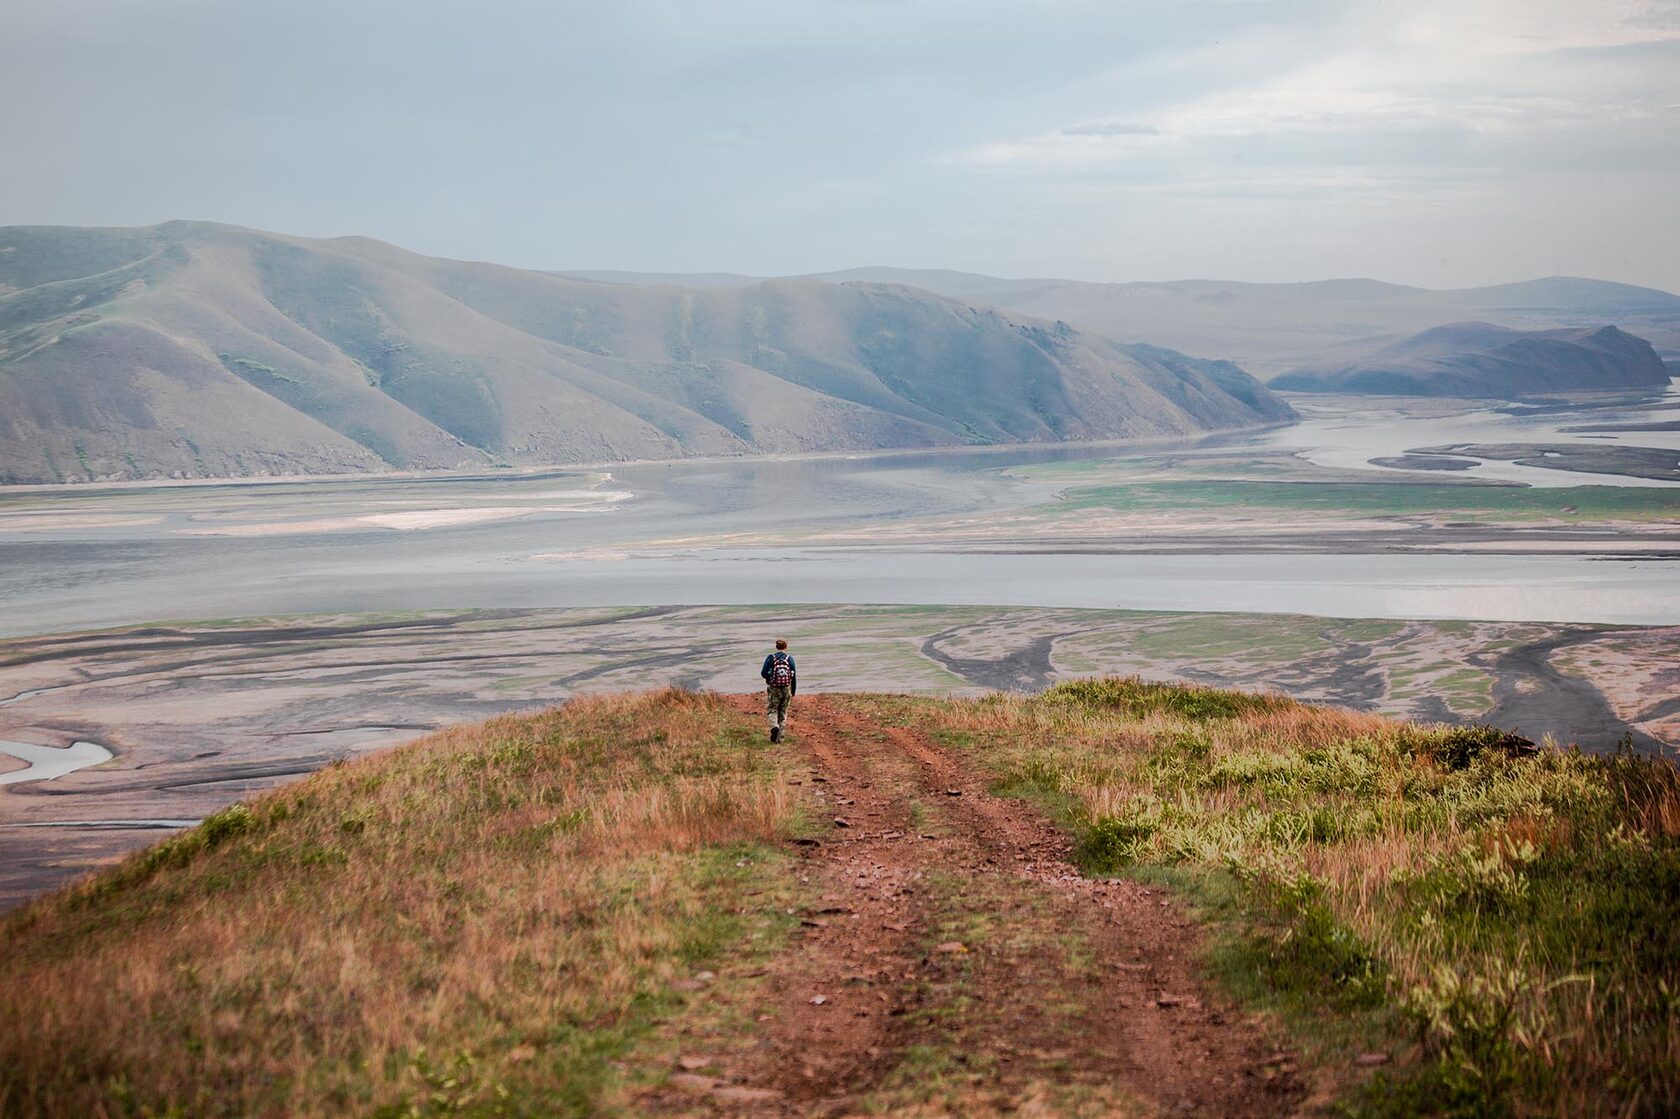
[761,639,797,743]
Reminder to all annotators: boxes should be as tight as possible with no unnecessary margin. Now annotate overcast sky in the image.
[4,0,1678,289]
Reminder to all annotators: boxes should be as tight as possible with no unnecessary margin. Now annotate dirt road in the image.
[650,695,1307,1115]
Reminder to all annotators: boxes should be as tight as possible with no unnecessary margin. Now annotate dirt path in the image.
[656,695,1307,1116]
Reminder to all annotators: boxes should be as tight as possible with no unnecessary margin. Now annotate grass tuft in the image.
[1045,675,1289,721]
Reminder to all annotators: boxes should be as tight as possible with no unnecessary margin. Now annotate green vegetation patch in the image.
[1058,480,1680,522]
[1045,675,1290,721]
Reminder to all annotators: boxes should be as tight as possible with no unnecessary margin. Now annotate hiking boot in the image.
[769,726,781,744]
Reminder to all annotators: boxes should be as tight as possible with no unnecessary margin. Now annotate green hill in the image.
[2,684,1674,1116]
[0,223,1293,484]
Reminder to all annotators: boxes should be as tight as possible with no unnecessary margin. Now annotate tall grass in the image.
[0,690,802,1118]
[865,678,1680,1117]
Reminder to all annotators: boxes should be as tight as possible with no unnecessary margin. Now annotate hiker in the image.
[760,639,797,743]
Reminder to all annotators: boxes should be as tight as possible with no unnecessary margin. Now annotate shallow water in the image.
[0,740,113,787]
[1266,380,1680,487]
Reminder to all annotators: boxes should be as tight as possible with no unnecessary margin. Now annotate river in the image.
[0,391,1676,637]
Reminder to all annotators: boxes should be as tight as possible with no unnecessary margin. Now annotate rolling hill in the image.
[1269,322,1672,396]
[0,223,1293,485]
[568,267,1680,378]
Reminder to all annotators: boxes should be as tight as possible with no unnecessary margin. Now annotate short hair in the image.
[774,639,788,650]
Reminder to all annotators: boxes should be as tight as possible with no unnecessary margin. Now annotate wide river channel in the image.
[2,393,1677,636]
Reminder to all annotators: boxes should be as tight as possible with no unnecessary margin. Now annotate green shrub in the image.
[1077,809,1161,872]
[1045,676,1285,721]
[1404,962,1544,1114]
[200,803,257,848]
[1402,724,1536,770]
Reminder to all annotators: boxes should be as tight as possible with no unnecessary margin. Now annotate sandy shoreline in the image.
[175,494,633,537]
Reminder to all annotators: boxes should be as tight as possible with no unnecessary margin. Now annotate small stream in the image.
[0,688,58,708]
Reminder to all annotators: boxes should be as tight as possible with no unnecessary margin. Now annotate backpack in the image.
[769,653,793,688]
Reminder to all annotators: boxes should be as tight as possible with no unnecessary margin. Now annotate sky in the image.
[3,0,1678,290]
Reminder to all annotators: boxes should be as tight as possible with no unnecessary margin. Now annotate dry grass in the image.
[0,689,803,1118]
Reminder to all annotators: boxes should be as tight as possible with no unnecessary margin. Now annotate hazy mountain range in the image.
[4,221,1676,485]
[571,267,1680,378]
[0,222,1293,485]
[1271,323,1671,397]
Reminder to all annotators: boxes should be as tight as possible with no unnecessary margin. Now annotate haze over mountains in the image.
[0,222,1294,485]
[573,267,1680,379]
[1271,323,1671,398]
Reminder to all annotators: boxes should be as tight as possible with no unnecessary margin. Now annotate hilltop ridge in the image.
[1,682,1675,1116]
[562,266,1680,376]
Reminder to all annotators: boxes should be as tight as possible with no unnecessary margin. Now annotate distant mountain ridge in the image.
[0,222,1293,484]
[560,267,1680,377]
[1270,322,1671,397]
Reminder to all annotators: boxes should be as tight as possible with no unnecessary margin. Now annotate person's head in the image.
[775,639,788,651]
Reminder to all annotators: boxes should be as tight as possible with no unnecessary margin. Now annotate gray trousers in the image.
[766,685,792,730]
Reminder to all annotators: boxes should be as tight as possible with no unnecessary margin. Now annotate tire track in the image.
[672,695,1306,1116]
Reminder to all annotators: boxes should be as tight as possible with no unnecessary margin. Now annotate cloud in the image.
[948,0,1680,186]
[0,0,1675,288]
[1058,121,1159,137]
